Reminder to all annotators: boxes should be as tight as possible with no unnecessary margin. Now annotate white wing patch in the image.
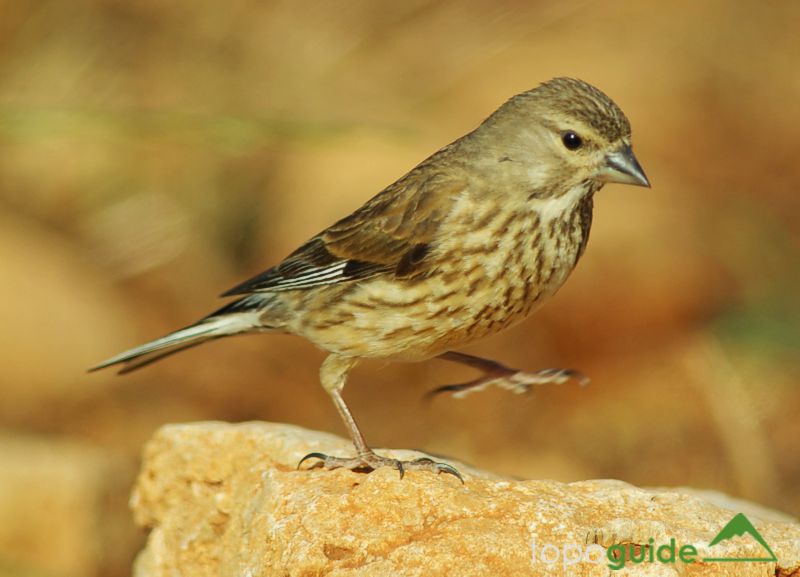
[269,261,349,290]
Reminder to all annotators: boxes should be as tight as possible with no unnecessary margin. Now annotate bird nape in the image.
[91,77,649,482]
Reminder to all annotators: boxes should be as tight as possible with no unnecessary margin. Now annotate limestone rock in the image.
[131,422,800,577]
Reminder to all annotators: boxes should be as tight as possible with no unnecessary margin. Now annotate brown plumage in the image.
[91,77,649,480]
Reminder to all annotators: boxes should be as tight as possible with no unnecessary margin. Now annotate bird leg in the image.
[428,351,589,399]
[298,354,463,482]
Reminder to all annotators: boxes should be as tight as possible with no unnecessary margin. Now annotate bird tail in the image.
[89,299,266,374]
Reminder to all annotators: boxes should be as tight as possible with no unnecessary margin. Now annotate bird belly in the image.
[292,205,585,361]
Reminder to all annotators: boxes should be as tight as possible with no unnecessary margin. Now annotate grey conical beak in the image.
[599,145,650,188]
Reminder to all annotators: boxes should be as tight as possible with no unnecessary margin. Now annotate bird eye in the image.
[561,131,583,151]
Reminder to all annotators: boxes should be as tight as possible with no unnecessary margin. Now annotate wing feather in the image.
[222,160,466,296]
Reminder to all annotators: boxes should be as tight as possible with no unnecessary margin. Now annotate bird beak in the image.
[598,145,650,188]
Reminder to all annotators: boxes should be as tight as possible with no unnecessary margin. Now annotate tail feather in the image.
[89,314,258,374]
[112,336,217,375]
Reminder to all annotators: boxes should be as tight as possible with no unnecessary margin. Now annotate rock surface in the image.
[131,422,800,577]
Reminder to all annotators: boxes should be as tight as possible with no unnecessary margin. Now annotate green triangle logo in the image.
[703,513,778,562]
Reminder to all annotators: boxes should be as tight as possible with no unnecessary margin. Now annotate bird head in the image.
[473,77,649,197]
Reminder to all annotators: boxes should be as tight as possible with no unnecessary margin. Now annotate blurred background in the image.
[1,0,798,575]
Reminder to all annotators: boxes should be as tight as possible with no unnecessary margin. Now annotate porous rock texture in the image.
[131,422,800,577]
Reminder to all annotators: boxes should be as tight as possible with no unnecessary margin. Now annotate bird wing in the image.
[221,170,465,296]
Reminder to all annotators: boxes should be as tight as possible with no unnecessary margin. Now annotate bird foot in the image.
[297,450,463,483]
[427,367,589,399]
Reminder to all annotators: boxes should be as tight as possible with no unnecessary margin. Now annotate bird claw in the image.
[427,367,589,399]
[297,451,464,483]
[507,368,590,390]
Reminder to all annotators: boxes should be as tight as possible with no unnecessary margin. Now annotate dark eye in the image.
[561,131,583,151]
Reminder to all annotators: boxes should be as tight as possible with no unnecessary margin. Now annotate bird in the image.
[91,77,649,481]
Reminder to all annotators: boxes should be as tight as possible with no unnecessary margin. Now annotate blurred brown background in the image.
[1,0,798,575]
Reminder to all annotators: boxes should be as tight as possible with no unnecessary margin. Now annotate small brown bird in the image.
[92,78,649,480]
